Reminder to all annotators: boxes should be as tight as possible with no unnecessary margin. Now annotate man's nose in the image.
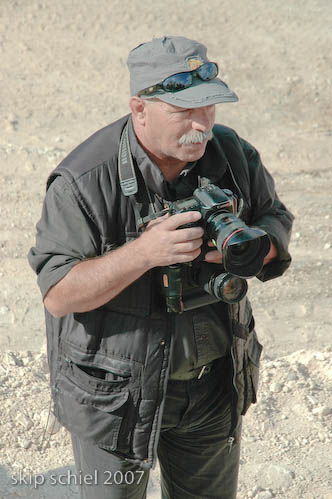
[191,105,215,132]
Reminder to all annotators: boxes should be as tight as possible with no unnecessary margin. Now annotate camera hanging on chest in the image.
[118,122,270,314]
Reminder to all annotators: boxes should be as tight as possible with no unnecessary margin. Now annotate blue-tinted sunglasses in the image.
[138,62,219,96]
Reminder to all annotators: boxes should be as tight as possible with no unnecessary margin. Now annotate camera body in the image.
[147,184,270,313]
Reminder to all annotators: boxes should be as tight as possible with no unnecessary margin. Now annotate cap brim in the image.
[142,78,238,109]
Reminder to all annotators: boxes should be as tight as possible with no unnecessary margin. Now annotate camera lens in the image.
[228,241,250,256]
[222,232,270,277]
[211,273,248,304]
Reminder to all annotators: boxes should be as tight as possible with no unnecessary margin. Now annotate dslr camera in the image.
[144,184,271,313]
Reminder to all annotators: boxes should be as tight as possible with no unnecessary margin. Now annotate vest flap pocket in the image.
[54,373,129,451]
[58,357,130,412]
[234,331,263,416]
[247,330,263,367]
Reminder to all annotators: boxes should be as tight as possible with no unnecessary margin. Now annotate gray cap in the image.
[127,36,238,109]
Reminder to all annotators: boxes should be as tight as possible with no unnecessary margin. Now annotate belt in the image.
[168,359,218,381]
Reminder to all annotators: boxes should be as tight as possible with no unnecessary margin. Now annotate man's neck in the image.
[134,133,186,182]
[132,116,187,182]
[144,149,187,182]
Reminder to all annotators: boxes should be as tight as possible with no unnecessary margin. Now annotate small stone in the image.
[318,432,326,442]
[256,492,273,499]
[16,413,33,430]
[6,352,23,367]
[295,305,307,317]
[257,464,295,490]
[263,309,276,319]
[248,485,262,497]
[24,160,36,172]
[0,307,15,326]
[270,383,283,393]
[261,421,269,432]
[306,395,319,405]
[33,370,47,381]
[40,409,61,435]
[315,352,327,361]
[308,381,319,390]
[312,406,331,417]
[19,439,32,449]
[324,242,331,250]
[287,371,298,381]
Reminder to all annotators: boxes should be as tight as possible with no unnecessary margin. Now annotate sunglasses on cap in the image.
[138,62,219,97]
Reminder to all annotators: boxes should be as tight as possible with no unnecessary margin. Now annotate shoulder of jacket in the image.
[213,125,259,161]
[47,114,130,190]
[212,124,241,144]
[211,123,250,169]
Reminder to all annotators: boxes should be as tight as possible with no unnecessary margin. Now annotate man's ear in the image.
[129,97,147,125]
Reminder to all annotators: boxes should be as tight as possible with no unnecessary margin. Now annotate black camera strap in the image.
[118,121,138,197]
[118,121,150,230]
[118,120,170,231]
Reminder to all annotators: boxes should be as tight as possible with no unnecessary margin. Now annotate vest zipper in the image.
[150,315,173,468]
[227,436,235,453]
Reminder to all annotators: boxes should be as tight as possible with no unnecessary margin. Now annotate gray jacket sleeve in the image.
[240,138,294,282]
[28,176,98,298]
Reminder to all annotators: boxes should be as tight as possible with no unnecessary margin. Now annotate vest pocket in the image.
[234,330,263,416]
[54,357,135,451]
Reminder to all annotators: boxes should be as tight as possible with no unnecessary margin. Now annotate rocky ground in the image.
[1,0,331,497]
[0,348,331,498]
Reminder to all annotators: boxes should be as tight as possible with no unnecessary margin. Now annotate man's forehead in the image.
[143,98,186,111]
[145,98,215,113]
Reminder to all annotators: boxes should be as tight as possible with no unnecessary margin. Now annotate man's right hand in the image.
[44,211,204,317]
[136,211,204,268]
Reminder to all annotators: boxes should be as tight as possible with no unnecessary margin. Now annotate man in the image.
[28,36,293,498]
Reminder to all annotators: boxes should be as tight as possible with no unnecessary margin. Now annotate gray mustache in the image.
[179,130,213,145]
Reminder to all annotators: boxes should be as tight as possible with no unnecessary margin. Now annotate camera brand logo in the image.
[186,56,203,70]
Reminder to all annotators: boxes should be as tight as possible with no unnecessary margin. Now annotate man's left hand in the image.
[263,242,278,265]
[204,240,222,264]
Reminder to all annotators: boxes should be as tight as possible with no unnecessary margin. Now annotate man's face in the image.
[141,100,216,165]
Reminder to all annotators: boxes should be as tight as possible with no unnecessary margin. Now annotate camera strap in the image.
[118,120,171,232]
[118,121,138,197]
[118,121,147,229]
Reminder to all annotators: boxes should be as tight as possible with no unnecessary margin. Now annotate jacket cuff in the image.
[256,254,292,282]
[254,216,292,282]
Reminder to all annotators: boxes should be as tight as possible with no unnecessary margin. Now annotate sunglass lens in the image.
[163,72,193,92]
[197,62,218,81]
